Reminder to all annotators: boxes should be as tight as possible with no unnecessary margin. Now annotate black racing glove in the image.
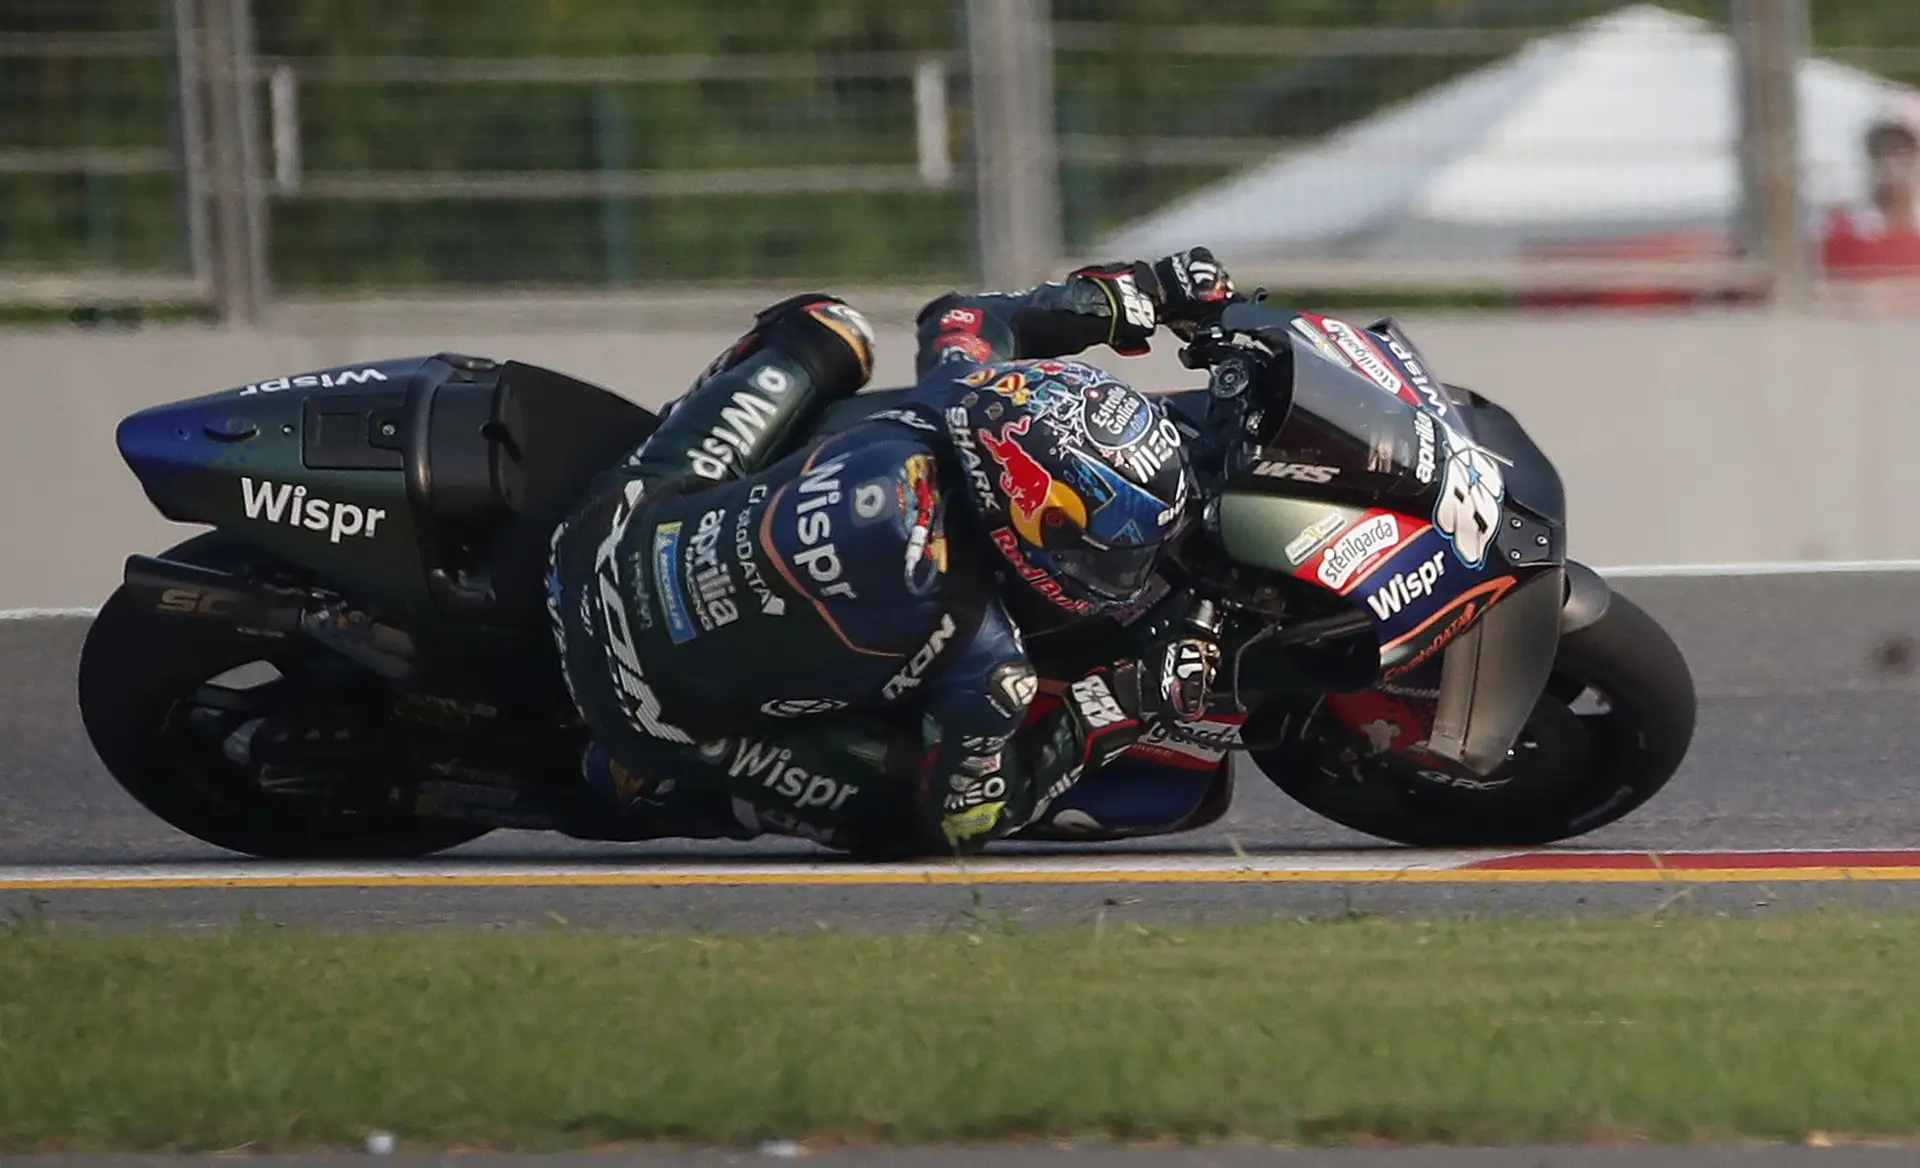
[1063,260,1162,356]
[1015,661,1147,828]
[1150,246,1236,341]
[1061,662,1150,766]
[1015,640,1217,831]
[1145,633,1223,725]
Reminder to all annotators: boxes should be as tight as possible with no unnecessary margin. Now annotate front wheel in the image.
[1249,591,1695,847]
[77,533,492,859]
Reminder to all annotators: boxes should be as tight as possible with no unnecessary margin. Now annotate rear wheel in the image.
[77,533,492,859]
[1249,591,1695,846]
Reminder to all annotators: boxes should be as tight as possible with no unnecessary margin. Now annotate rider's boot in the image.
[570,717,915,851]
[565,740,760,842]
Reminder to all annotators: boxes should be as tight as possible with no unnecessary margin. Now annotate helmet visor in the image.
[1048,541,1161,603]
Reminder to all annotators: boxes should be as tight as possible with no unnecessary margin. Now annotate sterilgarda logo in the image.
[1316,317,1408,400]
[1308,511,1408,593]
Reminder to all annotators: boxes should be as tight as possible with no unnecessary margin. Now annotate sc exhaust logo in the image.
[155,587,236,616]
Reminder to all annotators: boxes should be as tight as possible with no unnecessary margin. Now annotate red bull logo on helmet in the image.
[978,415,1088,545]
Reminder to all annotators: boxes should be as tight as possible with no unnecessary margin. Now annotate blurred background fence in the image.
[6,0,1920,321]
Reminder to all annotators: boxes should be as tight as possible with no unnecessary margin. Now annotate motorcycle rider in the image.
[545,248,1237,856]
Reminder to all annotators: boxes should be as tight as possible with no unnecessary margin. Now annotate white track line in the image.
[7,848,1920,891]
[0,605,101,620]
[0,850,1514,886]
[1601,559,1920,578]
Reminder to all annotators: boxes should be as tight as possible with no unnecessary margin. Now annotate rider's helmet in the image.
[943,359,1195,616]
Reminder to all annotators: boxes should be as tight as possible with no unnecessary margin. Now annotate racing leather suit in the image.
[547,266,1211,856]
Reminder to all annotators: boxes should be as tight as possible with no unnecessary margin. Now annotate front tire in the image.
[77,534,492,859]
[1250,591,1695,847]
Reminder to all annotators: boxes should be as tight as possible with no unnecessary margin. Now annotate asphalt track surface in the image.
[8,569,1920,1165]
[7,568,1920,930]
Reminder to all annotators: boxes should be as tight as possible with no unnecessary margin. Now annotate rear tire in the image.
[1250,591,1695,847]
[77,533,492,859]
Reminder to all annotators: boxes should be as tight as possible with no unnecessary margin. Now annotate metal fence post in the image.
[197,0,268,323]
[965,0,1064,287]
[169,0,216,299]
[227,0,272,316]
[1732,0,1813,308]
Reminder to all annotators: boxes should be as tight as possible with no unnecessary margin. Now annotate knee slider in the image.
[754,293,876,399]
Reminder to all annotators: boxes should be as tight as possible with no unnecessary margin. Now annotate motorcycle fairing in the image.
[1213,304,1568,775]
[116,357,435,610]
[115,353,658,626]
[1347,525,1478,642]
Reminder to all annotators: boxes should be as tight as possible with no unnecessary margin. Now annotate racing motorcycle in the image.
[76,295,1695,858]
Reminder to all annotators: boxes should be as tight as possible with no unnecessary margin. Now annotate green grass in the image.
[2,913,1917,1151]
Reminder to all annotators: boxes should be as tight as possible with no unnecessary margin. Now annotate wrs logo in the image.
[240,478,388,543]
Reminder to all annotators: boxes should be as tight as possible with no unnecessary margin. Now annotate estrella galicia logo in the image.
[651,521,698,644]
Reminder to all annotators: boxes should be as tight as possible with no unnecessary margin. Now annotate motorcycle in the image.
[77,295,1695,858]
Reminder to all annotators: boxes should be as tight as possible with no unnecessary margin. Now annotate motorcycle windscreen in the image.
[1264,330,1429,480]
[1420,566,1564,775]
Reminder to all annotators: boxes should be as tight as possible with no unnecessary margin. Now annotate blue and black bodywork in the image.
[115,352,659,693]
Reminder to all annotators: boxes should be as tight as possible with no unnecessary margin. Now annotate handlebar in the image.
[1169,291,1297,491]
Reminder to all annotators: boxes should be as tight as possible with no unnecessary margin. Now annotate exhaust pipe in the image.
[122,554,416,679]
[122,555,305,631]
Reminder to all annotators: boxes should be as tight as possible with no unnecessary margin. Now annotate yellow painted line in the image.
[8,865,1920,892]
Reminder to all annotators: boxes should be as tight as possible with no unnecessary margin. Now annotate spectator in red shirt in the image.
[1821,115,1920,280]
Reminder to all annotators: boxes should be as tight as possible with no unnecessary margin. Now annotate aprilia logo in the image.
[1366,551,1447,621]
[686,507,740,632]
[1413,411,1438,484]
[240,478,387,543]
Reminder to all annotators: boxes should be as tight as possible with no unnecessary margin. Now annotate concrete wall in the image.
[5,307,1918,609]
